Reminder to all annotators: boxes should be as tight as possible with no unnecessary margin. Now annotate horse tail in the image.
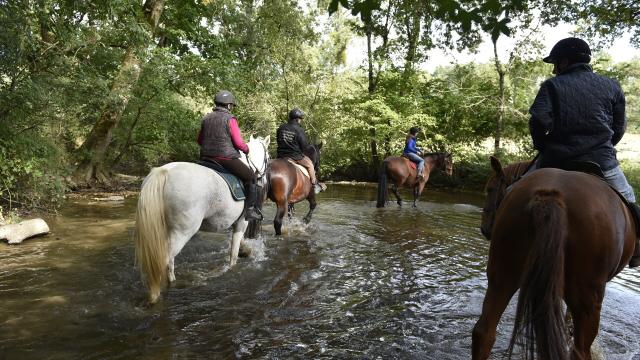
[134,167,169,304]
[376,161,389,208]
[507,189,569,360]
[245,178,268,239]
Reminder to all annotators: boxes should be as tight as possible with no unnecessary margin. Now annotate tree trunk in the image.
[370,128,380,178]
[365,19,380,178]
[492,39,505,155]
[74,47,142,184]
[366,21,376,94]
[402,7,422,83]
[73,0,165,186]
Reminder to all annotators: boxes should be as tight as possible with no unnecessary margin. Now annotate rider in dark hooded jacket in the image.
[529,37,640,267]
[276,108,322,193]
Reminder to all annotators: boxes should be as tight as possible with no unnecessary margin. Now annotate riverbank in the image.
[2,136,639,226]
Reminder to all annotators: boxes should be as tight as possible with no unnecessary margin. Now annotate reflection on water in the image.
[0,185,639,359]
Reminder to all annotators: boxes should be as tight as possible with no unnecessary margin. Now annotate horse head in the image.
[305,141,323,174]
[480,156,531,240]
[246,135,270,178]
[442,152,453,176]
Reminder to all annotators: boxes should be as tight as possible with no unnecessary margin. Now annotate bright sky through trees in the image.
[345,22,640,71]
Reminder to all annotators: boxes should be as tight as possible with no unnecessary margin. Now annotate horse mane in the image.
[503,160,534,185]
[422,152,451,168]
[422,152,447,157]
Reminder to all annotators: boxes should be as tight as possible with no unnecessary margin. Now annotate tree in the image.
[73,0,166,185]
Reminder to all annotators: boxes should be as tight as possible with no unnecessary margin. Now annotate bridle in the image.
[483,166,525,216]
[483,175,508,216]
[246,140,269,180]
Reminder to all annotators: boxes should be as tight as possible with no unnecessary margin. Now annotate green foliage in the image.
[0,137,66,210]
[620,160,640,194]
[2,0,640,211]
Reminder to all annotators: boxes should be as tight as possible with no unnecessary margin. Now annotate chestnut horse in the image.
[266,143,322,235]
[473,156,637,360]
[376,152,453,207]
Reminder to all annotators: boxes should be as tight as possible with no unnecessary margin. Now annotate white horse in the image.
[134,135,270,304]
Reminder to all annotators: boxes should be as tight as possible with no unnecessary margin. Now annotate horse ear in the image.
[490,156,505,177]
[250,134,255,141]
[317,141,323,150]
[264,135,270,146]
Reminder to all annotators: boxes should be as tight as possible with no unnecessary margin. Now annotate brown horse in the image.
[266,143,322,235]
[376,152,453,207]
[473,156,637,360]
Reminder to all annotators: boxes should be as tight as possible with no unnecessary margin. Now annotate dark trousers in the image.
[213,158,256,187]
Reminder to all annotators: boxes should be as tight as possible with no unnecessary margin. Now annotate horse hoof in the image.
[238,243,252,258]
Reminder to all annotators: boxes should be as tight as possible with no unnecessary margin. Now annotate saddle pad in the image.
[400,154,418,170]
[286,158,310,178]
[196,160,245,201]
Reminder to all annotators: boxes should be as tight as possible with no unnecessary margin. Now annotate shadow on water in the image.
[0,185,638,359]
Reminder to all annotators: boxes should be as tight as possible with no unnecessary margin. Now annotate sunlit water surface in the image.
[1,185,639,359]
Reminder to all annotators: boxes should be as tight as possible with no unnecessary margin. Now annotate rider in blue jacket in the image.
[403,127,424,179]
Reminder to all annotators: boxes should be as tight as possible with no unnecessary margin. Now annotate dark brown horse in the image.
[376,152,453,207]
[473,156,637,360]
[266,143,322,235]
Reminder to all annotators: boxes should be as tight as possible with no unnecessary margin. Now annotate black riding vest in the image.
[199,107,240,159]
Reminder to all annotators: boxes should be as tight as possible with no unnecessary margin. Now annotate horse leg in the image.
[274,200,287,236]
[414,181,427,208]
[167,227,198,285]
[229,219,248,267]
[472,280,518,359]
[288,203,295,220]
[391,184,402,206]
[566,284,605,360]
[303,192,317,224]
[168,257,176,284]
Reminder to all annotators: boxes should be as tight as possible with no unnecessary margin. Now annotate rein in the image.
[246,141,269,180]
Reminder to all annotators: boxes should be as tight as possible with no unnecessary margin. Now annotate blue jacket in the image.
[529,63,626,171]
[403,135,421,154]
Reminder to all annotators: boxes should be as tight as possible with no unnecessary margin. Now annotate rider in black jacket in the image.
[529,37,640,267]
[276,108,322,193]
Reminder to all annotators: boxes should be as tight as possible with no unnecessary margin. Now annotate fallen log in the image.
[0,219,50,244]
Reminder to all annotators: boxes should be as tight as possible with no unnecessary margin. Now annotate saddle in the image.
[401,155,426,178]
[286,158,310,179]
[559,161,640,235]
[196,160,246,201]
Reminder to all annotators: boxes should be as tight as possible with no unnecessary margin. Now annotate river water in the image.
[1,184,639,359]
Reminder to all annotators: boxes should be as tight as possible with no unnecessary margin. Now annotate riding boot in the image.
[244,183,263,221]
[629,202,640,268]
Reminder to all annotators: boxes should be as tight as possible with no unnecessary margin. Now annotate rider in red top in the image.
[197,90,262,221]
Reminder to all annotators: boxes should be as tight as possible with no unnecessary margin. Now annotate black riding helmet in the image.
[214,90,237,106]
[289,108,305,121]
[543,37,591,64]
[409,126,420,135]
